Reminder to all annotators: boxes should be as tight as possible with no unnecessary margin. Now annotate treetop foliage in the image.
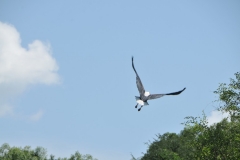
[0,143,97,160]
[214,72,240,121]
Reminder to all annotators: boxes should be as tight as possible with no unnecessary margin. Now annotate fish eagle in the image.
[132,57,186,111]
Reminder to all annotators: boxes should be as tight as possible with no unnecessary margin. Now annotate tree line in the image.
[0,143,97,160]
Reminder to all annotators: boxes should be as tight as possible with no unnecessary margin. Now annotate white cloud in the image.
[30,110,44,121]
[207,110,229,126]
[0,22,59,85]
[0,21,60,118]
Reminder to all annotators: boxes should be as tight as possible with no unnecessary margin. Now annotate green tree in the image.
[50,154,55,160]
[214,72,240,121]
[0,144,44,160]
[0,143,10,157]
[181,72,240,159]
[0,143,98,160]
[34,146,47,160]
[141,133,183,160]
[184,117,240,159]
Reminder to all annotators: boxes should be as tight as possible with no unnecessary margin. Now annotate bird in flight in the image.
[132,57,186,111]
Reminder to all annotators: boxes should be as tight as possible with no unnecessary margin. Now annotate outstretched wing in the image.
[165,87,186,95]
[132,57,145,96]
[147,94,165,100]
[148,88,186,100]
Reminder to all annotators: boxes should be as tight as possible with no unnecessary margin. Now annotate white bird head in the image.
[144,91,150,96]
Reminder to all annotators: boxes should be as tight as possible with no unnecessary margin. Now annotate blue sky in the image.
[0,1,239,160]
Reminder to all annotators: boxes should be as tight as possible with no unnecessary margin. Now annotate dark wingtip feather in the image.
[179,87,186,93]
[132,56,140,78]
[165,87,186,95]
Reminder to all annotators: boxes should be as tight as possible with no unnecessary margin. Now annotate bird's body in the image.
[132,57,186,111]
[135,97,148,106]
